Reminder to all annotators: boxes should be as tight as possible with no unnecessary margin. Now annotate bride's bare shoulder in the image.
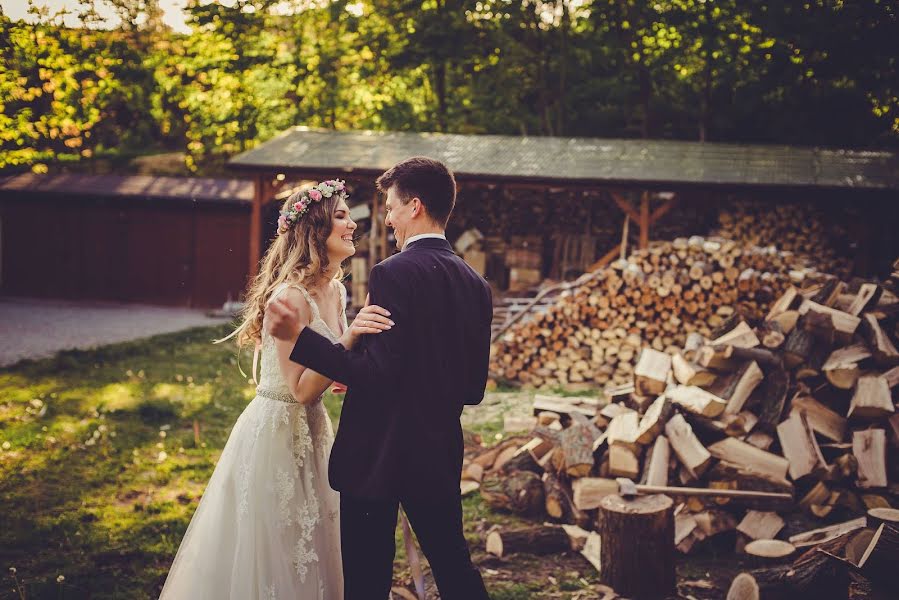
[266,285,314,324]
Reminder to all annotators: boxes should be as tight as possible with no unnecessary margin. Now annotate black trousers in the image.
[340,491,489,600]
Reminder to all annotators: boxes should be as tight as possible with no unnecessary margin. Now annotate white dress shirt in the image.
[402,233,447,251]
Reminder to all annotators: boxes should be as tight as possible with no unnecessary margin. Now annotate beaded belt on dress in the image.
[256,387,299,404]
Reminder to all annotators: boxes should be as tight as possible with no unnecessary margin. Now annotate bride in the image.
[159,180,393,599]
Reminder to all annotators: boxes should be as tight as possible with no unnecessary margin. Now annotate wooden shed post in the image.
[249,175,267,280]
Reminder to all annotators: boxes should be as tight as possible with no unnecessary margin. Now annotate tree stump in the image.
[597,493,675,599]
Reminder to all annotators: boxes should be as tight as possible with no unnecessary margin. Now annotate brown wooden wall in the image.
[0,195,250,308]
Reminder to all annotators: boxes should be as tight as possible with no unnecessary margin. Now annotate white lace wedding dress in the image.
[159,283,344,600]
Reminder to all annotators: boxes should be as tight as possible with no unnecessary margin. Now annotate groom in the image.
[267,157,492,599]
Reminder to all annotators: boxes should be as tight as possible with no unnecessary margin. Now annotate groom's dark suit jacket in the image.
[290,237,493,500]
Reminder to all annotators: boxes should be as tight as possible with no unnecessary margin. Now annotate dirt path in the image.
[0,296,231,367]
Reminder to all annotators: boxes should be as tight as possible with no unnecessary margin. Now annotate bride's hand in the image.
[349,298,393,339]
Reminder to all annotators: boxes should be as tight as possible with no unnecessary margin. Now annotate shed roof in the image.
[228,127,899,192]
[0,173,254,204]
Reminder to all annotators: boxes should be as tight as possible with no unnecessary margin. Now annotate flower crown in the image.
[277,179,349,235]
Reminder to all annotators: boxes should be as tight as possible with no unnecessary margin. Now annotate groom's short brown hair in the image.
[376,156,456,227]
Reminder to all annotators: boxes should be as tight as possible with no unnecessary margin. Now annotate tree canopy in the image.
[1,0,896,173]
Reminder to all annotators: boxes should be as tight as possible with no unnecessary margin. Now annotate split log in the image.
[728,346,784,369]
[723,411,759,437]
[712,321,761,349]
[675,510,699,550]
[884,365,899,388]
[672,353,717,387]
[791,395,847,442]
[737,511,785,540]
[720,361,764,415]
[560,419,602,477]
[698,344,738,370]
[572,477,619,511]
[757,368,790,431]
[608,445,641,479]
[784,329,815,369]
[635,395,673,445]
[498,446,543,475]
[706,461,794,503]
[788,517,867,548]
[744,539,796,564]
[867,507,899,530]
[799,300,861,344]
[643,435,670,486]
[767,286,799,320]
[480,471,545,516]
[533,395,596,419]
[862,313,899,366]
[823,343,871,390]
[726,572,760,600]
[758,320,786,349]
[634,348,671,396]
[848,376,895,419]
[853,429,888,489]
[857,524,899,588]
[694,508,738,538]
[776,410,826,480]
[607,410,640,451]
[668,385,727,418]
[846,283,881,316]
[665,413,712,478]
[598,494,675,599]
[543,471,590,527]
[708,438,790,482]
[745,431,776,451]
[485,525,572,557]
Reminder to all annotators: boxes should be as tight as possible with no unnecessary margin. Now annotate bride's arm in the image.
[270,289,335,405]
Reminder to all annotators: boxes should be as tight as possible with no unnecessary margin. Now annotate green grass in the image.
[0,325,348,599]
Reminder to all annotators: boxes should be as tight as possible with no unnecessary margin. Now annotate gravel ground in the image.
[0,296,233,367]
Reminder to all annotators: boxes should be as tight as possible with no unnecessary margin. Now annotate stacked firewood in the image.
[490,236,825,389]
[470,275,899,595]
[715,200,853,278]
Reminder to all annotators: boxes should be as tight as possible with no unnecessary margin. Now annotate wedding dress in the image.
[159,282,344,599]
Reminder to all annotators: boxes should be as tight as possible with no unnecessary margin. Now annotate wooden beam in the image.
[610,191,641,223]
[648,195,676,225]
[639,191,650,249]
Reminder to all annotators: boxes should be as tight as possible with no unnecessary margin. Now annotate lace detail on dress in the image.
[275,467,296,527]
[237,459,251,517]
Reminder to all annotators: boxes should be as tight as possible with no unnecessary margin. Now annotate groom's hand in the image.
[265,298,303,341]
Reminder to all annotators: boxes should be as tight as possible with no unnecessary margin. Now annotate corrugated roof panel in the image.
[0,174,255,203]
[228,128,899,191]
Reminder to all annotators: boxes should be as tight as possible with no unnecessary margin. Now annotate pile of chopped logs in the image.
[490,236,827,390]
[470,273,898,597]
[715,200,854,279]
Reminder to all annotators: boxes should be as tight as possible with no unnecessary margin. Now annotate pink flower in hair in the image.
[293,201,304,211]
[278,215,288,229]
[308,189,322,202]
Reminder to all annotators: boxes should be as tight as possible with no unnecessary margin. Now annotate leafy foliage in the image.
[0,0,895,173]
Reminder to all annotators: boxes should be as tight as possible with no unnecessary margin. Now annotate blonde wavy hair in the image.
[220,185,347,349]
